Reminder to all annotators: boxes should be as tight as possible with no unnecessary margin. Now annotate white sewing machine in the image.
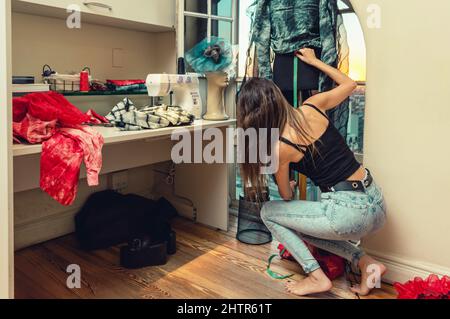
[146,74,203,119]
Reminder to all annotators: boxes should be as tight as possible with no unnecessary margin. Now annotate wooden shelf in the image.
[13,119,237,157]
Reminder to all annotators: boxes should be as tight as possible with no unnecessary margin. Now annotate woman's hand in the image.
[296,48,319,65]
[290,180,298,194]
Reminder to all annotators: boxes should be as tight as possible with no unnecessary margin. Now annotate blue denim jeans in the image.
[261,182,386,274]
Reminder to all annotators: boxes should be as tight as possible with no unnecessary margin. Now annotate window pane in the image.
[342,14,366,81]
[211,0,233,17]
[184,16,208,71]
[347,86,366,155]
[185,0,208,14]
[211,19,232,43]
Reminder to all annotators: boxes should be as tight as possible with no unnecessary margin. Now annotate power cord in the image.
[153,162,197,221]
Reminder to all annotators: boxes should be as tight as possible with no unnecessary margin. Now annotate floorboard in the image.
[14,216,397,299]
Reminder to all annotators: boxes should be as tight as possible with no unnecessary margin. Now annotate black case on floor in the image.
[120,231,177,269]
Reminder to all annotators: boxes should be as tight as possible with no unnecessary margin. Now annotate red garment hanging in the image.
[40,125,103,206]
[13,92,104,206]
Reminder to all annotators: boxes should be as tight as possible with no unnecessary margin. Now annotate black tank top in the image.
[280,103,361,188]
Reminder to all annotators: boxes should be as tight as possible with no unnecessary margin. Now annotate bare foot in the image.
[350,255,387,296]
[285,269,332,296]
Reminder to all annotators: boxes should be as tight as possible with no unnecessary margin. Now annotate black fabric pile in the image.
[75,190,178,251]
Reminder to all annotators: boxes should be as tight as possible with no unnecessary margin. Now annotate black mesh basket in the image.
[236,189,272,245]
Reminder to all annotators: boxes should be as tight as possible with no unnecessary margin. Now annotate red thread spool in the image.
[80,71,90,92]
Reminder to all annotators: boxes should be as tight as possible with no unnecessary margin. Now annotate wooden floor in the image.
[15,216,397,299]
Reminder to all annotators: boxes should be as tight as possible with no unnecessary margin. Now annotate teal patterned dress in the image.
[247,0,349,137]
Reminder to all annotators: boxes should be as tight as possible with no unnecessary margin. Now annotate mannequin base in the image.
[203,113,230,121]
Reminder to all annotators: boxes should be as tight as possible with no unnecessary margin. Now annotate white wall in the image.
[353,0,450,280]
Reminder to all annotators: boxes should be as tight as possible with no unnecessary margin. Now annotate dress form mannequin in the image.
[204,72,229,121]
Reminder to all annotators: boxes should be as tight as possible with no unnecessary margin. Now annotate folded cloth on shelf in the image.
[90,80,108,92]
[13,91,104,206]
[106,80,146,86]
[106,98,195,131]
[106,83,147,92]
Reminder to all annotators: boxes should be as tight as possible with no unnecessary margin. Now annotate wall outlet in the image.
[110,170,129,192]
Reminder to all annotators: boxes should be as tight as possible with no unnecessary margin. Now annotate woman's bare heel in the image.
[350,255,387,296]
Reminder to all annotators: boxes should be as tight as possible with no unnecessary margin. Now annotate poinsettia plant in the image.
[394,274,450,299]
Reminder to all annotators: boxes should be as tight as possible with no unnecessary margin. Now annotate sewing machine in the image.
[146,74,203,119]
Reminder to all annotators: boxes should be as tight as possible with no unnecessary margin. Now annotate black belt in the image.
[320,169,373,193]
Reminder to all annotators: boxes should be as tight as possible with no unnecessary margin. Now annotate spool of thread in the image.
[177,57,186,75]
[80,71,90,92]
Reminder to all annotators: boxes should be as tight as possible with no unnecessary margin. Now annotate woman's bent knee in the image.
[260,201,275,223]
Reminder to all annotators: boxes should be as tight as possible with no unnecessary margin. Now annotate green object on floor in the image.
[267,249,294,280]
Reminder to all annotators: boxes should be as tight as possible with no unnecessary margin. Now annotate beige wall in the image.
[12,12,176,81]
[353,0,450,273]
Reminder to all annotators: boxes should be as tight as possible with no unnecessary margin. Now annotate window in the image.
[237,0,366,82]
[178,0,237,72]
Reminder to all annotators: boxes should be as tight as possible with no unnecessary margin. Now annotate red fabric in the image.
[85,109,109,125]
[60,126,103,186]
[40,125,103,206]
[106,79,145,86]
[13,92,104,206]
[40,133,84,206]
[13,114,57,144]
[22,91,90,126]
[278,243,346,280]
[394,275,450,299]
[12,97,29,122]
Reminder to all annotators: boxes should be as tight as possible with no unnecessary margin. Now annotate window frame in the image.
[177,0,238,60]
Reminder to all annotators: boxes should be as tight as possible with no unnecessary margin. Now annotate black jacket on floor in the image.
[75,190,178,251]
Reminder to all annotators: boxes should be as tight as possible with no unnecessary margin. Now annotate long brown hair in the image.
[237,78,313,197]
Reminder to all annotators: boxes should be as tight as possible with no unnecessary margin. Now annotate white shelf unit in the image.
[13,119,236,157]
[12,0,175,32]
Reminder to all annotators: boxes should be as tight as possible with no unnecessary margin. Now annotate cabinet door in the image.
[15,0,175,29]
[105,0,175,28]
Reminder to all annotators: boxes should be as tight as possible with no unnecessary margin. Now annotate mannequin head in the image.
[205,72,229,88]
[203,72,230,121]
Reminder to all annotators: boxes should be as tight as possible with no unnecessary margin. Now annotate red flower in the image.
[394,274,450,299]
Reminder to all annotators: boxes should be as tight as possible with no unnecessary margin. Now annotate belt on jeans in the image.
[320,169,373,193]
